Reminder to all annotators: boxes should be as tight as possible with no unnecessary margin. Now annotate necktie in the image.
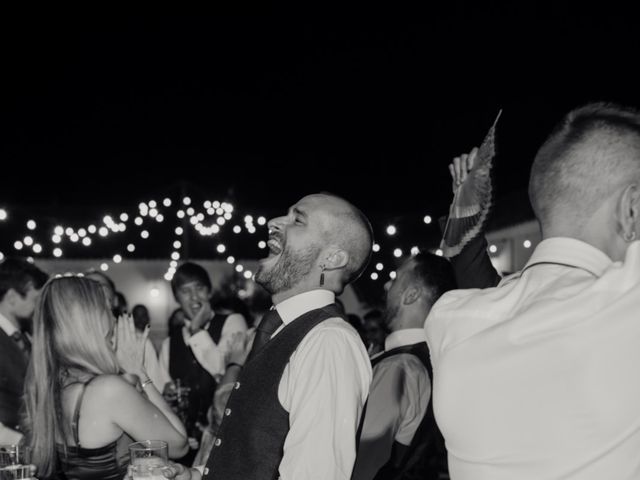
[246,308,283,361]
[11,331,31,357]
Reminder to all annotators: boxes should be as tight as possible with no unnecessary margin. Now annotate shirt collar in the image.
[385,328,427,351]
[0,312,18,337]
[523,237,613,278]
[275,289,335,325]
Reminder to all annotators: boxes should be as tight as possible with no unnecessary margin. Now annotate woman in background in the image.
[23,276,188,479]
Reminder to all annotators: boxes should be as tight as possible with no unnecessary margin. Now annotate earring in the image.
[319,265,326,286]
[624,230,637,242]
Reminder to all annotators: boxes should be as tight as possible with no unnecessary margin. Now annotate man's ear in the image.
[617,183,640,239]
[401,285,422,305]
[324,248,349,271]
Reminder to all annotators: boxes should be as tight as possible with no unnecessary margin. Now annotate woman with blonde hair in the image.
[23,276,188,479]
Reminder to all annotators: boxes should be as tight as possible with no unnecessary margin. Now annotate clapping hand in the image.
[115,313,150,378]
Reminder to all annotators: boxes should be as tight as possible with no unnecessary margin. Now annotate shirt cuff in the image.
[188,330,225,377]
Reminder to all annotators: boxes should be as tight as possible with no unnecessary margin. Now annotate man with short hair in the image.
[426,102,640,479]
[165,193,373,480]
[159,262,247,439]
[0,257,48,444]
[353,252,455,480]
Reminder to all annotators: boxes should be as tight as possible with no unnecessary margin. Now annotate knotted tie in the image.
[246,308,283,361]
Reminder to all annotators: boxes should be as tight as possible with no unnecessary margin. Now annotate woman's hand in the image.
[115,313,149,377]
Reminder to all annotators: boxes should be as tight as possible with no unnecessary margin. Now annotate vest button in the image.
[234,381,241,390]
[214,438,222,447]
[224,408,231,416]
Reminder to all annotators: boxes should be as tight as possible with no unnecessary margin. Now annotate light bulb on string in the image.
[173,241,181,249]
[227,256,235,264]
[243,270,253,280]
[78,229,87,237]
[235,264,244,273]
[423,215,432,224]
[27,220,36,230]
[163,198,172,207]
[371,272,379,280]
[88,225,97,234]
[23,236,33,246]
[100,263,109,271]
[127,244,135,252]
[177,210,185,219]
[393,248,403,258]
[187,208,195,216]
[113,255,122,264]
[372,243,381,252]
[120,213,129,222]
[182,197,191,206]
[148,200,157,209]
[55,226,64,236]
[233,226,241,234]
[141,230,149,239]
[216,244,226,254]
[33,244,42,254]
[134,217,143,226]
[99,227,108,237]
[52,235,61,244]
[257,216,266,226]
[53,248,62,258]
[386,225,397,236]
[65,228,74,236]
[175,227,183,235]
[82,237,92,246]
[0,209,7,221]
[14,241,23,250]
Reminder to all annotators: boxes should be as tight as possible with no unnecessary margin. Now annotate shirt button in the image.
[214,438,222,447]
[224,408,231,416]
[234,381,241,390]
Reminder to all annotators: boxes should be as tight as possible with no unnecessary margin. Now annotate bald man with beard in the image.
[165,193,374,480]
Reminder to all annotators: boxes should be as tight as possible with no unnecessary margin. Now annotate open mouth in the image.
[266,233,284,256]
[191,302,202,312]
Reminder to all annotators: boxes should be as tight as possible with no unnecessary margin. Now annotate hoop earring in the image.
[624,230,637,242]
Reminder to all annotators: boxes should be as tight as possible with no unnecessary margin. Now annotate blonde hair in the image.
[23,276,120,477]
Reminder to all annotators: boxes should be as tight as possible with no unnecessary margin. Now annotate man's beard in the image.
[255,243,321,295]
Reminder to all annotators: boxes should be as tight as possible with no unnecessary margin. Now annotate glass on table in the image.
[128,440,168,479]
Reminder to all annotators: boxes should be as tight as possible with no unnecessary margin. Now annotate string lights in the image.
[0,196,534,284]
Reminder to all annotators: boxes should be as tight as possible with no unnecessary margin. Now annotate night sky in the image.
[2,7,640,263]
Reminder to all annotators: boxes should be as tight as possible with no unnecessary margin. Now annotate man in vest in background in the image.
[164,193,373,479]
[0,257,48,444]
[352,252,455,480]
[159,262,247,454]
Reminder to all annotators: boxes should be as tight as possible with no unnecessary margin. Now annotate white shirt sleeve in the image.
[188,314,248,379]
[278,319,372,480]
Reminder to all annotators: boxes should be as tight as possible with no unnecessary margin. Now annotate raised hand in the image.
[115,313,150,378]
[225,331,253,367]
[448,147,478,192]
[189,301,213,333]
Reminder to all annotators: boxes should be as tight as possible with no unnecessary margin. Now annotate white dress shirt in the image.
[426,237,640,480]
[159,312,247,387]
[272,289,372,480]
[353,328,430,480]
[0,312,18,337]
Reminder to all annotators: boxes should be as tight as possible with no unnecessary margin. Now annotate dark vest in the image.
[0,328,29,430]
[169,313,228,431]
[369,342,445,480]
[204,304,344,480]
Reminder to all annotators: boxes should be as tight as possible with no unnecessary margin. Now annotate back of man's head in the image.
[318,193,374,286]
[0,257,48,302]
[409,252,457,308]
[529,102,640,236]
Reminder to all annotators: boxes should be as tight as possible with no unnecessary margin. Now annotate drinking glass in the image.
[128,440,168,479]
[0,446,30,468]
[0,446,32,480]
[0,464,32,480]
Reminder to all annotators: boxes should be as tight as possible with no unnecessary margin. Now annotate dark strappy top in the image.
[56,377,132,480]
